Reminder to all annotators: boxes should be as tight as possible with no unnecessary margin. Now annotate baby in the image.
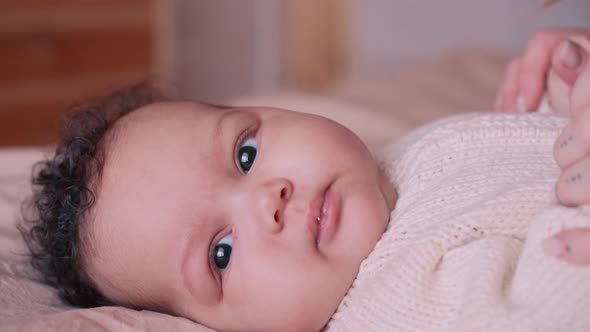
[22,32,590,331]
[24,82,396,331]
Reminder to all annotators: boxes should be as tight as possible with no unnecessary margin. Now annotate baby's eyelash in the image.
[208,228,234,277]
[209,232,223,273]
[233,127,258,173]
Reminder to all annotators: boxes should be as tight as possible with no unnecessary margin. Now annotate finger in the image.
[553,121,590,169]
[556,156,590,207]
[543,228,590,265]
[546,68,571,114]
[569,39,590,115]
[551,39,587,86]
[493,70,509,111]
[494,59,520,111]
[573,109,590,146]
[518,30,572,112]
[493,80,506,112]
[500,59,522,112]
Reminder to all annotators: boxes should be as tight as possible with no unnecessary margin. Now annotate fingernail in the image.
[542,237,568,257]
[516,94,527,113]
[560,40,582,70]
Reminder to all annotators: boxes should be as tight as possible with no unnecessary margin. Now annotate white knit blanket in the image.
[327,112,590,332]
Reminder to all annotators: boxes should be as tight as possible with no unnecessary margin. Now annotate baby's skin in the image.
[82,103,396,331]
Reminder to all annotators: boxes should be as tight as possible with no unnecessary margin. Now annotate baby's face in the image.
[85,102,395,331]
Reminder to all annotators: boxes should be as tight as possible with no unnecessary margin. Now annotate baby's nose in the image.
[256,178,293,233]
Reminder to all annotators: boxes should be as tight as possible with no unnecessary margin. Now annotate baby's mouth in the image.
[308,185,327,245]
[316,194,330,243]
[308,182,341,247]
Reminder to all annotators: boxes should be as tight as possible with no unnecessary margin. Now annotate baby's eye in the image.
[237,136,257,173]
[213,233,233,272]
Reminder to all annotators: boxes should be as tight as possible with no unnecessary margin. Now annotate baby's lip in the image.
[307,185,327,245]
[307,182,340,247]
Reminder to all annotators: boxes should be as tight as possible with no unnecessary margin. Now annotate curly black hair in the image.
[20,80,169,307]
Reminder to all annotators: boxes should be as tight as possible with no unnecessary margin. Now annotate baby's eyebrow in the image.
[208,109,241,170]
[180,218,215,300]
[180,224,197,289]
[212,109,240,141]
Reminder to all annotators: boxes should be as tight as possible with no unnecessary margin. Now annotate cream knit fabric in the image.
[327,112,590,332]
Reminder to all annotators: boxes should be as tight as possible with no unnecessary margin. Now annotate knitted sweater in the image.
[327,112,590,332]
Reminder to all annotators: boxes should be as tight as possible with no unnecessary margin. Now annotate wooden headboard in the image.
[283,0,349,91]
[0,0,174,146]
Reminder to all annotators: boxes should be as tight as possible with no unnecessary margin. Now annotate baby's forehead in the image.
[106,102,220,151]
[118,101,215,129]
[95,100,238,208]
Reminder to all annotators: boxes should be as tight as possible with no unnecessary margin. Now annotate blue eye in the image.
[213,233,233,272]
[237,136,257,173]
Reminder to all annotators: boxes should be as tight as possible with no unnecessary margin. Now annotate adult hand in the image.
[543,35,590,265]
[493,28,590,113]
[543,229,590,265]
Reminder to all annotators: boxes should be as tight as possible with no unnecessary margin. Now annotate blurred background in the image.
[1,0,589,146]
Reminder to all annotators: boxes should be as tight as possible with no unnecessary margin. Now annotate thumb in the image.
[551,39,586,86]
[542,228,590,265]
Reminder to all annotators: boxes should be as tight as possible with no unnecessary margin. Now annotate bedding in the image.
[0,149,214,331]
[0,49,506,331]
[328,112,590,331]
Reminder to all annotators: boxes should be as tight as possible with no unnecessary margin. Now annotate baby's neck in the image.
[378,167,397,212]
